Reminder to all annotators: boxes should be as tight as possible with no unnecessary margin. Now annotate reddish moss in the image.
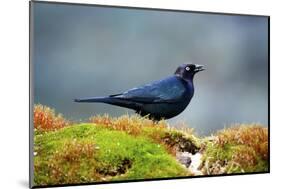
[33,104,69,131]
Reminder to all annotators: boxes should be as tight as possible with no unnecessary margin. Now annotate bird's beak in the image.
[194,64,205,73]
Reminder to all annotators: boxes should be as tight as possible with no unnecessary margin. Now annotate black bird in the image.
[75,63,204,120]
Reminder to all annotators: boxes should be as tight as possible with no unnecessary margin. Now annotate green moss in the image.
[33,113,269,187]
[34,124,189,186]
[201,141,268,174]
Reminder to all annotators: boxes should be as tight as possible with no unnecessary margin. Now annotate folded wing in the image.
[110,76,187,104]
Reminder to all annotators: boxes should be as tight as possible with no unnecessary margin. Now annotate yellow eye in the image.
[185,67,190,71]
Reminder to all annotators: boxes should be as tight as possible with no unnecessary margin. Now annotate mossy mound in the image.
[34,124,190,186]
[200,125,268,174]
[33,104,269,187]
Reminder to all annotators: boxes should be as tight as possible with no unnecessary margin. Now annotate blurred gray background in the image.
[32,2,268,135]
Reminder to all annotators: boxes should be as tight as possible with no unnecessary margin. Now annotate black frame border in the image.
[29,0,270,188]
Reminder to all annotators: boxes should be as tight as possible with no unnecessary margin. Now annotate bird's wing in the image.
[110,76,186,104]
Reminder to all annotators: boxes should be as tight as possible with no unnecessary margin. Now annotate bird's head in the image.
[174,63,205,81]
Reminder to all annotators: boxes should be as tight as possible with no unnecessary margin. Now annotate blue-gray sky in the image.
[32,2,268,135]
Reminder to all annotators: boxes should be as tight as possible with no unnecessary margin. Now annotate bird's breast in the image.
[140,96,192,120]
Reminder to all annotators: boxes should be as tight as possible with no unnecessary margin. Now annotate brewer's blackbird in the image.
[75,63,204,120]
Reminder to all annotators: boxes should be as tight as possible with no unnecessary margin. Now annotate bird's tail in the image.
[74,96,139,110]
[74,97,111,103]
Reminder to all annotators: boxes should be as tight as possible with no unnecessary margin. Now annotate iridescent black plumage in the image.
[75,64,204,120]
